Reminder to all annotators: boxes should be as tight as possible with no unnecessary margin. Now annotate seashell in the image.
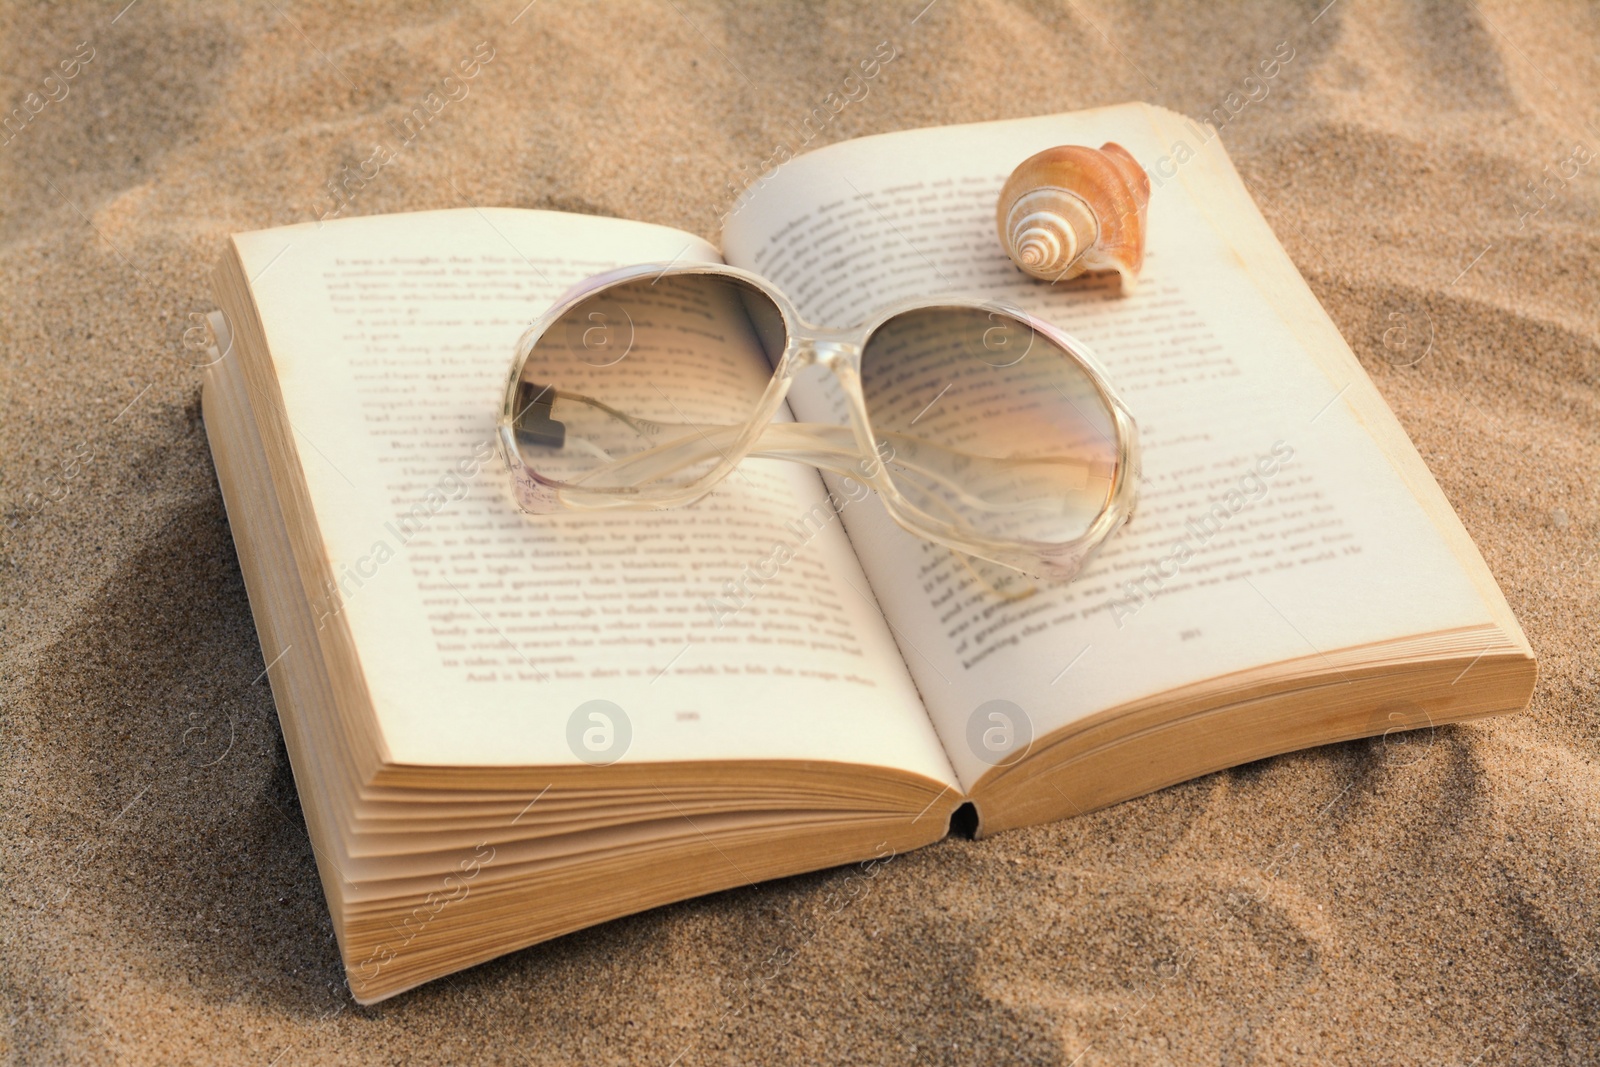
[996,142,1151,291]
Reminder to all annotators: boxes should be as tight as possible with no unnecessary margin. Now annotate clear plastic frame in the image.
[497,262,1139,582]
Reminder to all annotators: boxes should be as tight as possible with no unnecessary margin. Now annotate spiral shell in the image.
[996,142,1151,291]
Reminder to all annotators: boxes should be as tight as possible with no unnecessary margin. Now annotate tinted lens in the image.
[512,273,786,493]
[860,306,1119,545]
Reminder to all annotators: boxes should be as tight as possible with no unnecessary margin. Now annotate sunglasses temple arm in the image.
[563,420,868,487]
[565,416,1105,513]
[548,387,1103,499]
[749,424,1108,515]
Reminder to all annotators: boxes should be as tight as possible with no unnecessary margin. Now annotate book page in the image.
[230,207,956,788]
[722,106,1496,791]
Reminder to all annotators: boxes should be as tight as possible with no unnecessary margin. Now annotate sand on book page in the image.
[721,107,1496,790]
[229,208,955,786]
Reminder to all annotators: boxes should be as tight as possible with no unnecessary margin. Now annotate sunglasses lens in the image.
[860,306,1121,547]
[511,273,786,493]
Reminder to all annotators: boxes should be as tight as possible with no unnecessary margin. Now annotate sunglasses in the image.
[497,263,1139,581]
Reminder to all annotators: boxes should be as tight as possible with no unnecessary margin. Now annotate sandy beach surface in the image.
[3,1,1597,1063]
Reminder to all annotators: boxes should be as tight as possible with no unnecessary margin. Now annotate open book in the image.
[202,102,1534,1003]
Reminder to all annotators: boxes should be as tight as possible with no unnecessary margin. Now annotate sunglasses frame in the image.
[498,262,1139,580]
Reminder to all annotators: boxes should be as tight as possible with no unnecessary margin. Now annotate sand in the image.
[2,1,1597,1063]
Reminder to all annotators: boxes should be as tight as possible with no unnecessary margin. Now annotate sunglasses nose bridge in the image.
[791,336,862,375]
